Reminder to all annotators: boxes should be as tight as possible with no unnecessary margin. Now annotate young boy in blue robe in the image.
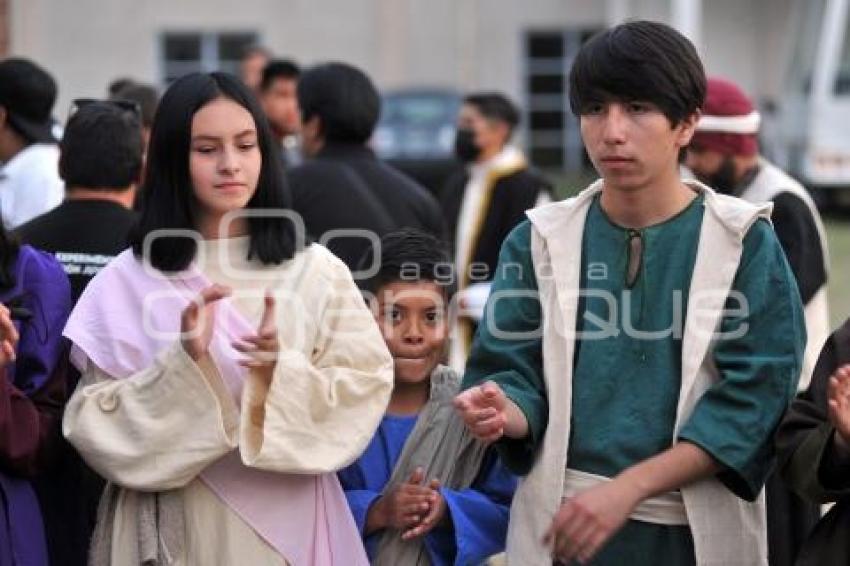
[338,229,516,565]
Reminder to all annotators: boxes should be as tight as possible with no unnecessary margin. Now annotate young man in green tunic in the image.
[454,20,806,566]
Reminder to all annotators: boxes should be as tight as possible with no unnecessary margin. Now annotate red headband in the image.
[693,77,760,156]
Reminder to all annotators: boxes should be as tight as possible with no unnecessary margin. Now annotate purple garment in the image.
[0,474,48,566]
[0,246,71,394]
[0,245,71,566]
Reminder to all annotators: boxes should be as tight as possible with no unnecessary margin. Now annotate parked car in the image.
[372,88,463,196]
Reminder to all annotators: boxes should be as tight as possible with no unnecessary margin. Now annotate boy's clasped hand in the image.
[368,467,447,540]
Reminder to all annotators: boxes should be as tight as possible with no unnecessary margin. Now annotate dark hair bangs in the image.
[357,229,454,298]
[569,20,706,125]
[130,72,300,272]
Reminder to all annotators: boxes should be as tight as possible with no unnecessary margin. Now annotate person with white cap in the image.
[0,58,64,229]
[687,78,830,391]
[686,76,830,566]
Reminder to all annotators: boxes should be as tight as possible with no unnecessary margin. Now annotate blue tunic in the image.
[338,414,516,565]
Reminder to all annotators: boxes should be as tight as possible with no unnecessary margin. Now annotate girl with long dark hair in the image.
[62,72,393,565]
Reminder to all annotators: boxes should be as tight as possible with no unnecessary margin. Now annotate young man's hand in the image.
[366,468,437,533]
[401,479,447,540]
[544,477,643,564]
[454,381,508,442]
[828,365,850,455]
[542,442,719,564]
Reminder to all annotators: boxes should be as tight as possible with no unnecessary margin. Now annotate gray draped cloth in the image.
[373,365,489,566]
[88,484,185,566]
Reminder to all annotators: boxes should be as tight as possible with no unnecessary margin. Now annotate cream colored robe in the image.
[63,238,394,565]
[507,181,774,566]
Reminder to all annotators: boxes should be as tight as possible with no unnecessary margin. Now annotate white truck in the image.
[770,0,850,207]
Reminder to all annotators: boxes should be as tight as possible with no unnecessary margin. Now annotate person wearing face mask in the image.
[686,77,830,566]
[439,93,553,372]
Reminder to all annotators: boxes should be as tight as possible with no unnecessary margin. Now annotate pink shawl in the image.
[64,249,367,566]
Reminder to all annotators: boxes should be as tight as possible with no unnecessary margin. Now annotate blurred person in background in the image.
[239,44,271,94]
[111,81,160,154]
[17,99,142,566]
[687,77,829,391]
[18,99,141,305]
[440,92,553,371]
[111,81,160,209]
[0,58,64,229]
[107,77,135,99]
[259,59,303,168]
[686,77,830,566]
[288,62,444,269]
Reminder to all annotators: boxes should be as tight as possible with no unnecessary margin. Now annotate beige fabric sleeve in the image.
[240,258,394,474]
[63,342,239,490]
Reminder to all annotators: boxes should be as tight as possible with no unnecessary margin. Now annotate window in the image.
[524,29,599,170]
[160,32,258,85]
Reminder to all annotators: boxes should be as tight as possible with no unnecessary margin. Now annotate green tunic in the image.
[462,194,806,565]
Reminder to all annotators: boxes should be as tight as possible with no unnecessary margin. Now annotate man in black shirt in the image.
[15,99,142,566]
[288,62,446,269]
[17,100,141,304]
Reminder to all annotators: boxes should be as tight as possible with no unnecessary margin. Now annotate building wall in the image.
[8,0,802,151]
[0,0,8,58]
[700,0,798,103]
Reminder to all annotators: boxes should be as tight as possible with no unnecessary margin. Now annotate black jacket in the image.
[440,165,552,283]
[287,143,446,269]
[776,318,850,566]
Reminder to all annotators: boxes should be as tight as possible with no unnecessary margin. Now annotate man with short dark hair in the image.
[17,100,141,302]
[440,92,553,370]
[259,59,302,167]
[455,21,804,565]
[0,58,64,228]
[288,62,445,269]
[16,100,142,566]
